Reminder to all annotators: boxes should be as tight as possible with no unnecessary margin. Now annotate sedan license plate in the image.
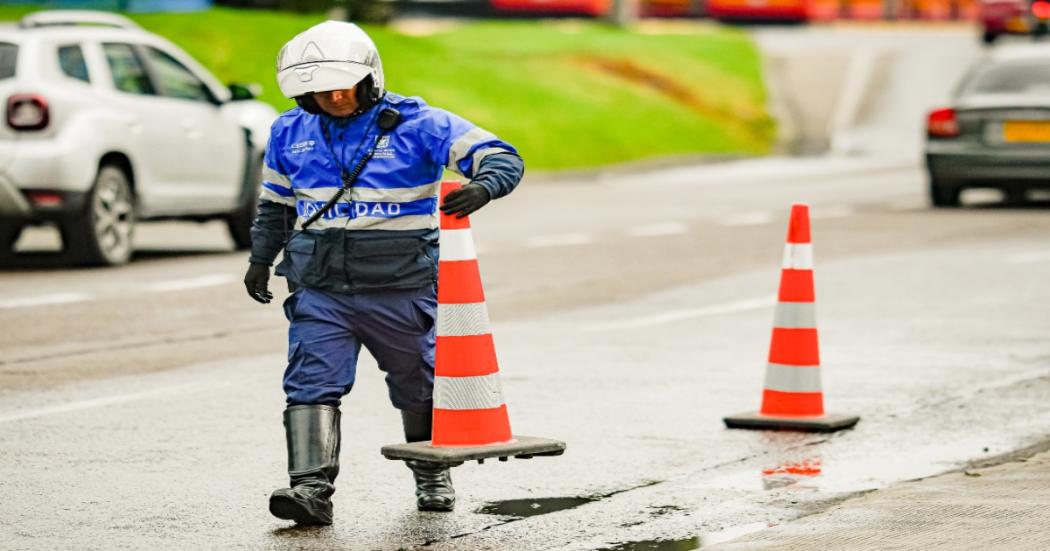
[1006,16,1030,32]
[1002,120,1050,143]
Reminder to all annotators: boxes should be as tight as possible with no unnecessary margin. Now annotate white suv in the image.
[0,11,278,265]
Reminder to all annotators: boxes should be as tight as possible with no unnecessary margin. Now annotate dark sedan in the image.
[925,45,1050,207]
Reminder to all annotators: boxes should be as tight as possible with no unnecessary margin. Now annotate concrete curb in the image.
[712,441,1050,550]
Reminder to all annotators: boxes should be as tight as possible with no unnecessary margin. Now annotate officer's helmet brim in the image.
[278,61,372,99]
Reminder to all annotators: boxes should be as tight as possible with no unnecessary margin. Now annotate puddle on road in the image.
[595,522,770,551]
[476,496,598,518]
[478,481,663,519]
[595,537,700,551]
[762,457,823,490]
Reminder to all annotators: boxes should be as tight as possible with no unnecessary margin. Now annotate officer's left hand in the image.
[440,183,490,219]
[244,263,273,304]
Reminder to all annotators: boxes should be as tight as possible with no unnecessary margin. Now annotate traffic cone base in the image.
[723,411,859,432]
[381,435,566,466]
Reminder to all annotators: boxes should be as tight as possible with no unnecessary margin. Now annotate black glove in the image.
[440,182,491,219]
[244,263,273,304]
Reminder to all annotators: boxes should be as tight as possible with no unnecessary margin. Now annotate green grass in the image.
[0,6,774,170]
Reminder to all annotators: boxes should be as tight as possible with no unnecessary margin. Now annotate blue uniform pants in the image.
[282,286,437,411]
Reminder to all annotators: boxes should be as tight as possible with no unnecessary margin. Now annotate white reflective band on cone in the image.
[440,229,477,261]
[437,303,490,337]
[433,373,505,410]
[763,363,823,393]
[773,302,817,329]
[782,244,814,270]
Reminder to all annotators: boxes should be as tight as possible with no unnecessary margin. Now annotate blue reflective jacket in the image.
[249,92,523,294]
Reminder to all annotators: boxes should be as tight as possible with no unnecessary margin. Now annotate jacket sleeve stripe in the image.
[471,146,512,177]
[262,182,296,197]
[262,165,292,189]
[447,127,497,172]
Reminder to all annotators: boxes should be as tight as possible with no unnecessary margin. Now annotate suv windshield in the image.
[963,62,1050,95]
[0,43,17,80]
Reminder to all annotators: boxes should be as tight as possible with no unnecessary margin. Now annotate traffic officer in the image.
[243,21,524,526]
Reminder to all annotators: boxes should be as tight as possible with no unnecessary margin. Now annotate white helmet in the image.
[276,21,384,104]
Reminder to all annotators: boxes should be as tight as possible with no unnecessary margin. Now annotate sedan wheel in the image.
[64,165,135,266]
[929,179,961,208]
[0,221,23,263]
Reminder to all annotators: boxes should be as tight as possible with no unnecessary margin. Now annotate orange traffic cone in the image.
[381,181,565,465]
[723,204,859,432]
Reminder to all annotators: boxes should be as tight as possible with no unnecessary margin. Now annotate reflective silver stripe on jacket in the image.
[433,373,505,410]
[447,127,497,171]
[437,303,490,337]
[260,186,295,206]
[262,165,292,190]
[290,179,440,230]
[763,364,823,393]
[351,181,440,203]
[470,146,510,176]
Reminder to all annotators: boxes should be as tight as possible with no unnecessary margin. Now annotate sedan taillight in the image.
[1033,0,1050,18]
[7,94,49,131]
[927,108,960,138]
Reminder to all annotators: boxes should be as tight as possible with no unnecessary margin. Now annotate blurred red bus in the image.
[488,0,695,17]
[490,0,610,16]
[705,0,809,21]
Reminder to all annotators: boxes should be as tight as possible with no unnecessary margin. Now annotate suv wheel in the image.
[226,157,261,251]
[63,165,135,266]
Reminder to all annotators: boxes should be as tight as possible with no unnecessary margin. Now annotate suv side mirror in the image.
[228,83,262,101]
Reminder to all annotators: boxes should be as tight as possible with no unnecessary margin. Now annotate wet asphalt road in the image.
[3,25,1050,551]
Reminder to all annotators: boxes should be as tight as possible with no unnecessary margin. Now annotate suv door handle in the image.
[122,115,142,134]
[181,120,202,139]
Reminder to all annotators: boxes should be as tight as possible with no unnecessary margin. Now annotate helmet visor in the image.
[278,61,372,99]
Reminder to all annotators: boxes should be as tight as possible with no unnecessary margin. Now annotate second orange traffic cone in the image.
[723,204,859,432]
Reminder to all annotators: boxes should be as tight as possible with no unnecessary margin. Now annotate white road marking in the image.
[887,199,920,211]
[699,522,771,546]
[0,384,201,423]
[811,205,854,219]
[524,233,593,248]
[145,274,235,293]
[0,292,92,310]
[718,211,774,227]
[627,222,688,237]
[582,295,776,332]
[1006,252,1050,264]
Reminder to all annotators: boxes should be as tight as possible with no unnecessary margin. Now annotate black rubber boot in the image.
[401,409,456,512]
[269,405,341,526]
